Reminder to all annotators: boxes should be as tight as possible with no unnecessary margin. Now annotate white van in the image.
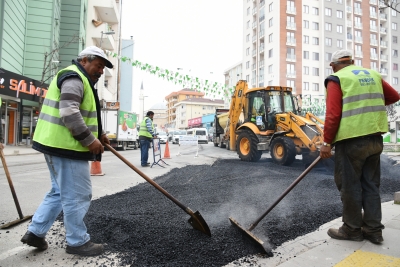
[188,128,208,144]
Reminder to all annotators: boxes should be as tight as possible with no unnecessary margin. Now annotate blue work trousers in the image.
[140,139,151,166]
[28,154,92,247]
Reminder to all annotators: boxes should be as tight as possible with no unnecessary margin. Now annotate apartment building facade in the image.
[226,0,400,141]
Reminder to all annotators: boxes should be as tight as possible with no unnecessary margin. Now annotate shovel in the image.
[229,156,323,254]
[104,144,211,237]
[0,147,33,229]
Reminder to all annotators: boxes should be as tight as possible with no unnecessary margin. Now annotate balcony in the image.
[370,25,377,32]
[370,12,377,19]
[259,60,264,67]
[259,15,265,22]
[347,21,352,28]
[105,66,113,77]
[94,0,120,24]
[370,0,377,4]
[259,30,265,39]
[93,23,116,50]
[381,40,387,47]
[370,39,378,46]
[259,45,264,54]
[171,97,178,103]
[286,37,296,46]
[355,36,363,43]
[380,68,388,76]
[346,6,352,13]
[252,21,257,29]
[251,78,256,86]
[286,55,296,62]
[354,22,363,29]
[252,35,257,43]
[380,27,387,34]
[354,8,362,15]
[381,54,388,61]
[371,53,378,60]
[286,7,296,14]
[355,51,363,58]
[252,63,256,70]
[252,49,257,57]
[260,0,265,7]
[380,13,387,20]
[259,75,264,82]
[286,22,296,30]
[286,71,296,78]
[252,8,257,15]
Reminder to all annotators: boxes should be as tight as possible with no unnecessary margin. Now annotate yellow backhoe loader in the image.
[213,80,327,167]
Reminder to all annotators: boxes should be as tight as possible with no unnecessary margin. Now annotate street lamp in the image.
[100,30,115,49]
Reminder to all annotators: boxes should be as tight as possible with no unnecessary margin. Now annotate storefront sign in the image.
[0,68,48,102]
[188,117,202,127]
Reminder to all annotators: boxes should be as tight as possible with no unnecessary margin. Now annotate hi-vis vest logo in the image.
[352,70,376,86]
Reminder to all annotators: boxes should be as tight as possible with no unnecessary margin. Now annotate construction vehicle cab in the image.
[223,80,325,167]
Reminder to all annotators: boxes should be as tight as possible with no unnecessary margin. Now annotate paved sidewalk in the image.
[0,145,39,156]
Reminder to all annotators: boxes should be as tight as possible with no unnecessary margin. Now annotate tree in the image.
[379,0,400,13]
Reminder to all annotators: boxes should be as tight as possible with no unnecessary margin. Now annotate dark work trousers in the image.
[334,135,384,235]
[139,139,151,166]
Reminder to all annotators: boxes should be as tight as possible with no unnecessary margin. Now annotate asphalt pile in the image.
[80,155,399,267]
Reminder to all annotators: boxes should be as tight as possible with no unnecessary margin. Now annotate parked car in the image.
[157,131,168,144]
[187,128,208,144]
[171,130,187,144]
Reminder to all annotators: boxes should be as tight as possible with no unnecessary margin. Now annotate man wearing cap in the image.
[20,46,113,256]
[138,111,157,167]
[321,50,399,244]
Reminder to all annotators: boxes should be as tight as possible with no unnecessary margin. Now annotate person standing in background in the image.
[138,111,157,167]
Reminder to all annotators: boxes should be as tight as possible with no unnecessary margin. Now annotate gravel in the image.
[76,155,400,266]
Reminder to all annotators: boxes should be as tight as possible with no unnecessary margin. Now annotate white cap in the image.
[78,46,113,68]
[331,50,353,63]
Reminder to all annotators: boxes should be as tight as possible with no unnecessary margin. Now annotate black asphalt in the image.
[73,155,399,266]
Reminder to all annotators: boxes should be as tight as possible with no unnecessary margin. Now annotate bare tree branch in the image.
[379,0,400,13]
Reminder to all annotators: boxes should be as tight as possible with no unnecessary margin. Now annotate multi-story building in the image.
[120,37,134,112]
[85,0,121,103]
[165,89,205,128]
[145,102,168,130]
[225,0,400,142]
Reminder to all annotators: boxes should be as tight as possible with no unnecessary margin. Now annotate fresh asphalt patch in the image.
[61,155,400,266]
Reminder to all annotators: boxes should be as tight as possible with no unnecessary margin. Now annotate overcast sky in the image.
[120,0,243,114]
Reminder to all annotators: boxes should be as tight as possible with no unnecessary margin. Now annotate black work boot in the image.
[21,231,48,250]
[362,230,384,244]
[66,241,104,256]
[327,226,363,241]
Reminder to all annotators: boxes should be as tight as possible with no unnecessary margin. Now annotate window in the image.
[325,22,332,31]
[393,49,398,57]
[247,20,250,29]
[337,25,343,33]
[394,63,398,71]
[304,20,309,29]
[337,39,343,48]
[312,22,319,30]
[287,63,295,75]
[304,51,309,59]
[392,22,397,30]
[266,33,271,43]
[325,8,332,16]
[312,7,319,15]
[392,9,397,17]
[337,10,343,18]
[268,64,273,73]
[355,59,362,66]
[325,52,332,61]
[325,37,332,46]
[336,0,343,3]
[247,7,250,15]
[393,77,399,84]
[370,61,377,70]
[246,61,250,69]
[246,34,250,42]
[268,48,273,58]
[304,66,309,75]
[303,5,309,13]
[312,67,319,76]
[325,68,333,76]
[312,52,319,60]
[393,36,398,44]
[269,18,273,27]
[312,37,319,45]
[269,2,273,12]
[246,74,250,81]
[304,35,309,44]
[312,83,319,91]
[246,47,250,56]
[303,82,309,91]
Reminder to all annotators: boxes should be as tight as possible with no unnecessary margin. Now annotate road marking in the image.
[334,250,400,267]
[0,246,27,261]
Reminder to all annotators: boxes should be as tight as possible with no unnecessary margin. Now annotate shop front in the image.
[0,68,48,146]
[188,117,202,129]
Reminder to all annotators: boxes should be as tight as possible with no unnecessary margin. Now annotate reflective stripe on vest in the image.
[326,65,388,143]
[33,65,98,152]
[139,117,153,138]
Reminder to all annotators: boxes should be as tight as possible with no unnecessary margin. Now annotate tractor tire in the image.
[270,136,296,166]
[121,142,127,151]
[236,131,262,162]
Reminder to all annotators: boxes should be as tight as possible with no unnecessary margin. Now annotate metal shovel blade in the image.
[188,210,211,237]
[229,217,271,255]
